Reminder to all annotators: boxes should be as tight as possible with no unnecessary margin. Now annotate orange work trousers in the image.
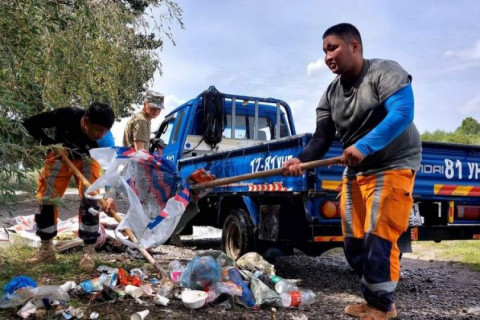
[35,152,101,244]
[340,169,415,312]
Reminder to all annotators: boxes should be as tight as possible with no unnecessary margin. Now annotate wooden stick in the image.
[59,153,163,272]
[190,156,342,190]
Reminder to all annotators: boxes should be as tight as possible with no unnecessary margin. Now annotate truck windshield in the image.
[223,115,272,141]
[158,118,174,144]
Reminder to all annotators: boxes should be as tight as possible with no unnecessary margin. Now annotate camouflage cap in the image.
[145,89,164,109]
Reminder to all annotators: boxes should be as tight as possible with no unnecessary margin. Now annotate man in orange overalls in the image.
[23,102,116,271]
[284,23,421,319]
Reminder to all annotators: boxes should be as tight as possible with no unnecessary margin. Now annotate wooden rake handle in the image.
[190,156,342,190]
[59,153,162,271]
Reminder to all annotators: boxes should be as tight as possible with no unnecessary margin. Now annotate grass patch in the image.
[0,237,149,290]
[411,240,480,272]
[0,237,152,319]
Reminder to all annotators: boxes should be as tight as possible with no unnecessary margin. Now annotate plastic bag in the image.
[2,276,37,294]
[236,252,276,275]
[0,286,70,309]
[0,276,37,309]
[205,281,242,303]
[86,147,190,249]
[180,256,221,290]
[241,270,280,305]
[197,250,235,268]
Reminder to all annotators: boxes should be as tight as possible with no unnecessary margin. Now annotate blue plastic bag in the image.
[180,256,221,290]
[2,276,37,294]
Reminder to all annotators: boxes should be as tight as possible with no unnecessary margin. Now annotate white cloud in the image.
[460,95,480,115]
[307,57,326,77]
[445,39,480,60]
[288,99,316,134]
[164,94,185,112]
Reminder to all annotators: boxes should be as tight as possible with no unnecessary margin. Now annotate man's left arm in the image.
[352,83,414,158]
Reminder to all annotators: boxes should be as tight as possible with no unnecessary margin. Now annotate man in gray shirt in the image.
[284,23,421,319]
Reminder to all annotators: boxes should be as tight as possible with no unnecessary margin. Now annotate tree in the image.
[421,130,477,144]
[456,117,480,135]
[0,0,183,204]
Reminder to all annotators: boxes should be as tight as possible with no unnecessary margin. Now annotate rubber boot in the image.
[25,240,56,264]
[79,244,96,271]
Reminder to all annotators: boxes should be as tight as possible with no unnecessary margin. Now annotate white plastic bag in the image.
[86,147,190,249]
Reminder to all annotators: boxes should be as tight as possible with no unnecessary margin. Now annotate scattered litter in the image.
[168,260,185,282]
[125,285,143,298]
[2,275,37,294]
[140,284,155,296]
[59,281,77,293]
[227,268,256,307]
[131,309,150,320]
[58,306,86,319]
[205,281,241,303]
[153,294,170,306]
[236,252,275,275]
[1,249,317,315]
[180,255,221,290]
[181,290,208,309]
[130,268,147,280]
[17,300,38,319]
[7,212,118,251]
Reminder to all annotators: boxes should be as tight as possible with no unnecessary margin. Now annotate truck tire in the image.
[222,209,254,260]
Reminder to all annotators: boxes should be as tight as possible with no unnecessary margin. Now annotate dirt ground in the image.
[1,194,480,319]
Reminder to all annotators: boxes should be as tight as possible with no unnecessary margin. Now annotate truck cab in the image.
[151,86,295,165]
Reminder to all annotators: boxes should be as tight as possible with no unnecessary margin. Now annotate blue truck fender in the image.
[217,195,259,227]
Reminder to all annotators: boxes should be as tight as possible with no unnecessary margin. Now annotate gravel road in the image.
[1,193,480,319]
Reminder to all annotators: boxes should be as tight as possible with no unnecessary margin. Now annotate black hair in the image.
[323,23,363,47]
[85,102,115,129]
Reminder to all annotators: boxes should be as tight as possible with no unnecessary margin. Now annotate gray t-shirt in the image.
[317,59,421,175]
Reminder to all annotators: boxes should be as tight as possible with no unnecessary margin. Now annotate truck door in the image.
[152,108,188,165]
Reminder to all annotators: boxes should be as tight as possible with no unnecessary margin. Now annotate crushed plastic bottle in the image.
[276,289,316,308]
[227,268,255,307]
[270,275,298,294]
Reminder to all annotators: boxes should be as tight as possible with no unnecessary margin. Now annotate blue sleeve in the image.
[97,131,115,147]
[354,83,414,157]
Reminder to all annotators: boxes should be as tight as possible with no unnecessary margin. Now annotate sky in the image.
[111,0,480,142]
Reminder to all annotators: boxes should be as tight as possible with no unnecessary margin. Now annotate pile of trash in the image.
[0,250,316,319]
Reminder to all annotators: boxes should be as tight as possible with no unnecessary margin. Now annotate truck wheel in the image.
[222,209,254,260]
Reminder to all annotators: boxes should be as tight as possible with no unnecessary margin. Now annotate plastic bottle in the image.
[276,289,316,308]
[270,275,298,294]
[168,260,184,283]
[227,268,256,307]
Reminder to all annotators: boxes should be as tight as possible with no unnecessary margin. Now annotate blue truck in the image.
[151,86,480,259]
